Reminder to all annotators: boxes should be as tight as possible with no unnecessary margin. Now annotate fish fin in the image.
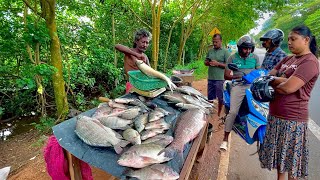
[114,146,123,154]
[114,140,130,154]
[158,146,180,159]
[140,156,160,164]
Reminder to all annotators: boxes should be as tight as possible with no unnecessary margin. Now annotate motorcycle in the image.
[222,64,269,145]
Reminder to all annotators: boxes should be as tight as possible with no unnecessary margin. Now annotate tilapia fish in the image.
[148,109,165,122]
[118,107,141,120]
[175,86,208,100]
[123,128,141,145]
[118,143,172,168]
[134,113,149,133]
[142,134,173,147]
[91,104,112,119]
[98,116,132,130]
[74,116,129,154]
[145,118,170,130]
[175,102,209,114]
[125,164,179,180]
[108,100,127,109]
[160,109,206,158]
[140,129,165,140]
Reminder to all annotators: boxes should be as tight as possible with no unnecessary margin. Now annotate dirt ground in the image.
[1,79,224,180]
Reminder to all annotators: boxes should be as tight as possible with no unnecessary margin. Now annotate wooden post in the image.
[66,151,82,180]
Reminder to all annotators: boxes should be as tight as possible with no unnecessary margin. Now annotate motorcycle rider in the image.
[260,29,287,70]
[220,35,260,151]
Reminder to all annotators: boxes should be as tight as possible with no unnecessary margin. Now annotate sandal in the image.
[220,141,228,151]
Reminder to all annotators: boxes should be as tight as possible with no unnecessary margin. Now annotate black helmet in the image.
[260,29,284,46]
[237,35,255,53]
[250,76,275,102]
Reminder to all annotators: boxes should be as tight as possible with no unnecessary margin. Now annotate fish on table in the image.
[118,142,172,168]
[123,128,141,145]
[124,164,179,180]
[74,116,129,154]
[98,116,133,130]
[134,113,149,133]
[160,109,206,159]
[141,134,173,147]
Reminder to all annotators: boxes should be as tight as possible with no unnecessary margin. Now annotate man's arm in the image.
[115,44,146,61]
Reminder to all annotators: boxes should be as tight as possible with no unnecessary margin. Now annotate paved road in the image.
[227,48,320,180]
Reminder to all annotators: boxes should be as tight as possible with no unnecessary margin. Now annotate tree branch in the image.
[22,0,43,18]
[120,0,151,30]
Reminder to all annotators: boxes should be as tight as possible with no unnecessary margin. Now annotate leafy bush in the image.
[30,116,55,134]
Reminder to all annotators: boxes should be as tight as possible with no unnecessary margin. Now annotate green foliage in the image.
[30,117,55,134]
[0,0,313,122]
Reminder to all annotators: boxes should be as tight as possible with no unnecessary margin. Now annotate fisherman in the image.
[260,29,287,70]
[115,29,152,93]
[220,35,260,151]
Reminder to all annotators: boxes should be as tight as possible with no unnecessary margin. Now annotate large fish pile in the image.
[74,86,212,180]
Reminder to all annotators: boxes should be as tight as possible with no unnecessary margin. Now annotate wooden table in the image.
[65,121,209,180]
[53,94,209,180]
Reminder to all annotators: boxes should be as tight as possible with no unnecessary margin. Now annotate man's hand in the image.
[136,54,146,62]
[209,60,220,67]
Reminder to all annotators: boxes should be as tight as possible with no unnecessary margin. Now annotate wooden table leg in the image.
[66,151,83,180]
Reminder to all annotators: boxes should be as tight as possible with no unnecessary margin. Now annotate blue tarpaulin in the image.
[52,93,193,178]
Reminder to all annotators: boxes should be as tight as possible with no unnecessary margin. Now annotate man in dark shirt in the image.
[260,29,287,70]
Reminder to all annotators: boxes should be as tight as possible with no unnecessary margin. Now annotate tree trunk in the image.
[112,11,117,66]
[41,0,69,119]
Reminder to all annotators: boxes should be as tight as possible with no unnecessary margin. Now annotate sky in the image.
[249,13,272,35]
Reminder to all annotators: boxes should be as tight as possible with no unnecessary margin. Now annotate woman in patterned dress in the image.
[259,25,319,179]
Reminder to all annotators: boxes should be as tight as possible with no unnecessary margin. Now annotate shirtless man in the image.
[115,29,152,93]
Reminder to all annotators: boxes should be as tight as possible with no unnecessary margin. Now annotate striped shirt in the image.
[261,47,287,70]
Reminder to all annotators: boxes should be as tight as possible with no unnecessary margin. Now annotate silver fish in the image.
[123,128,141,145]
[108,100,128,109]
[142,134,173,147]
[182,95,208,109]
[114,97,136,104]
[175,102,209,114]
[135,59,176,91]
[134,113,149,133]
[175,86,208,100]
[91,105,112,119]
[125,164,179,180]
[140,129,165,140]
[98,116,132,130]
[160,109,206,158]
[149,110,165,122]
[119,107,141,120]
[75,116,129,154]
[145,118,171,130]
[118,143,172,168]
[154,107,171,115]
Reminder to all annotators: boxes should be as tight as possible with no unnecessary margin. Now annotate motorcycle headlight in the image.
[251,99,269,119]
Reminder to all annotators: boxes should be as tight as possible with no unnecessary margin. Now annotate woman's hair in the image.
[133,29,152,48]
[291,25,318,57]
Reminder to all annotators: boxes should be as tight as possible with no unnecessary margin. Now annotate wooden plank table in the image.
[54,94,209,180]
[65,120,209,180]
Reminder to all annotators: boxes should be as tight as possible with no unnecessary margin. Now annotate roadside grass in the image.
[171,59,208,80]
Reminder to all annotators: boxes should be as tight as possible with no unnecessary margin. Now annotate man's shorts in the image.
[208,80,224,103]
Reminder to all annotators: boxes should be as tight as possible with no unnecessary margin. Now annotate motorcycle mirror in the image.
[228,63,239,71]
